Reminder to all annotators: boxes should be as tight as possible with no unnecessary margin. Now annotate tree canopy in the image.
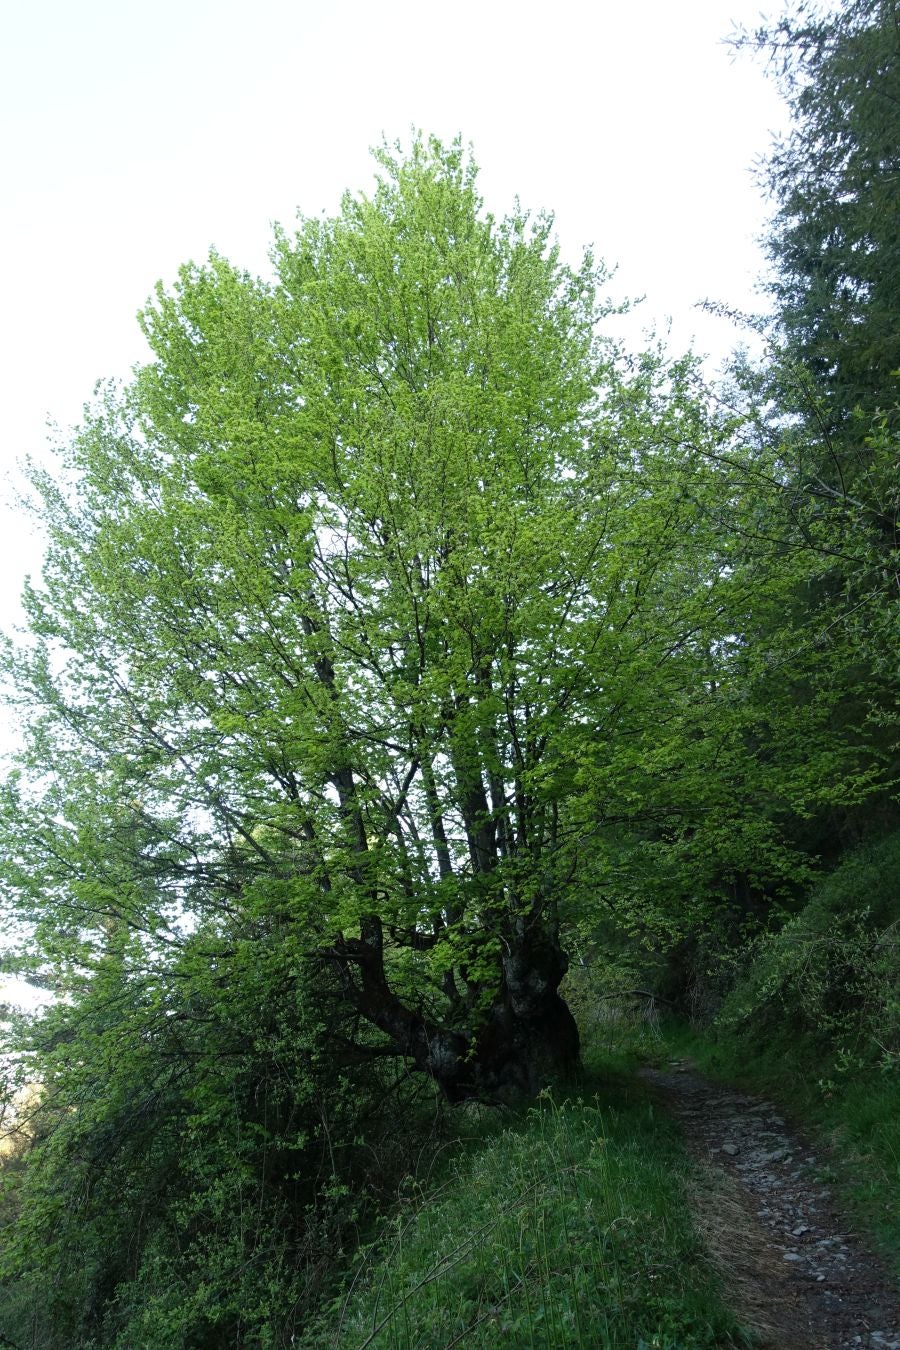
[3,137,751,1102]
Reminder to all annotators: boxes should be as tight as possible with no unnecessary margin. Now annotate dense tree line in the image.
[0,3,896,1343]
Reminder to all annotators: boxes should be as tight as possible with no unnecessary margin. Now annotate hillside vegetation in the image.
[1,1,897,1344]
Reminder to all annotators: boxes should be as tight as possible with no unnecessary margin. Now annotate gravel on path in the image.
[640,1062,900,1350]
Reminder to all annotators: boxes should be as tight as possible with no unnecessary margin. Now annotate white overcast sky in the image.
[0,0,791,1007]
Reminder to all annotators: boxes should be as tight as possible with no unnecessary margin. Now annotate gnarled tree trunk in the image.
[329,911,580,1104]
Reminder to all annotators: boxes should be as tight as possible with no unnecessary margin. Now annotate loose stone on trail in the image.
[640,1064,900,1350]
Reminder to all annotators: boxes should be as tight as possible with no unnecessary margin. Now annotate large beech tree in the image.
[3,139,734,1100]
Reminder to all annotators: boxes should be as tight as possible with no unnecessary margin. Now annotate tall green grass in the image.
[299,1063,751,1349]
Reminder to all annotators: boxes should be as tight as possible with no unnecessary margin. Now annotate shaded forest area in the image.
[0,1,897,1345]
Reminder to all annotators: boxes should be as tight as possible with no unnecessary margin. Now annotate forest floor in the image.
[640,1061,900,1350]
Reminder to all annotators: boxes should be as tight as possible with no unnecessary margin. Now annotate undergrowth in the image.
[299,1051,751,1349]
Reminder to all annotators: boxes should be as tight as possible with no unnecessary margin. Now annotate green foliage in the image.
[0,129,784,1349]
[717,831,900,1064]
[0,929,446,1348]
[1,77,898,1340]
[0,134,767,1103]
[742,0,900,426]
[299,1081,750,1349]
[704,2,900,897]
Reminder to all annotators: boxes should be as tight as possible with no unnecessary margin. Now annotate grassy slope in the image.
[298,1048,752,1350]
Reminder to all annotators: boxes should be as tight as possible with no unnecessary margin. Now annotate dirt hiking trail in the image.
[640,1062,900,1350]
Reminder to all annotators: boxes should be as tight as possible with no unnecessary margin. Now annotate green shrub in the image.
[0,934,447,1349]
[717,832,900,1069]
